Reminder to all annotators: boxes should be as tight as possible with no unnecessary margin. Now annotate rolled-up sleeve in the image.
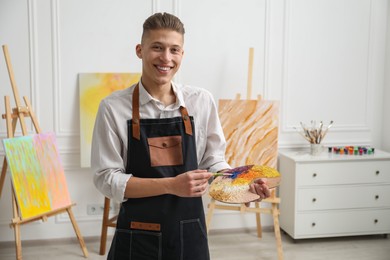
[197,91,230,173]
[91,99,131,203]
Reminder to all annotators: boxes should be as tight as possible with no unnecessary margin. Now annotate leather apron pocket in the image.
[180,219,209,260]
[148,135,183,167]
[109,228,162,260]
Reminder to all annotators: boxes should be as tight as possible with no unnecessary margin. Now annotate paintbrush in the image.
[293,127,312,142]
[296,120,333,144]
[320,120,334,140]
[317,121,323,144]
[212,172,233,177]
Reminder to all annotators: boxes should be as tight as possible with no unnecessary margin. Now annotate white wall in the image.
[0,0,388,242]
[383,0,390,152]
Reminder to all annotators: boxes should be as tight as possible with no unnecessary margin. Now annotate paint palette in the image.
[209,165,281,204]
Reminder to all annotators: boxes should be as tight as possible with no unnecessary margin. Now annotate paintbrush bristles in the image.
[295,120,333,144]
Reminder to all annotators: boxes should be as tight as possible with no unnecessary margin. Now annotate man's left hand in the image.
[245,178,271,207]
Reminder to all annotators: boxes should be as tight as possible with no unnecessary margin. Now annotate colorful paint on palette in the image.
[209,165,281,203]
[2,133,71,219]
[224,165,280,185]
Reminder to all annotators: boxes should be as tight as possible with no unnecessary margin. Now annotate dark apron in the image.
[107,84,210,260]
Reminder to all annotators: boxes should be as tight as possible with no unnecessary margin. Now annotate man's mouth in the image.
[156,65,172,72]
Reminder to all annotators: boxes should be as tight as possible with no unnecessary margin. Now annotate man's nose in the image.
[160,49,172,62]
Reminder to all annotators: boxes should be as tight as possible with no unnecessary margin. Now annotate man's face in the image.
[136,29,184,89]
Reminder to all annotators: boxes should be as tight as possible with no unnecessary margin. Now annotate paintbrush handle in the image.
[212,173,233,177]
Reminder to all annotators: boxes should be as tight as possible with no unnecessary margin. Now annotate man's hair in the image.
[142,12,185,42]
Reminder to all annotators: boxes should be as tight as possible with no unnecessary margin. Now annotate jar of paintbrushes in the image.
[294,120,334,155]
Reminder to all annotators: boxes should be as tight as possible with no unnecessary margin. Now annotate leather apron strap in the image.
[180,106,193,136]
[132,84,141,140]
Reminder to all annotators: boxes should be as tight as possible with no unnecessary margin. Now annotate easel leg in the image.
[100,197,111,255]
[11,191,22,260]
[66,207,89,258]
[272,203,283,260]
[206,199,216,234]
[14,223,22,260]
[0,158,7,198]
[255,202,263,238]
[0,97,17,199]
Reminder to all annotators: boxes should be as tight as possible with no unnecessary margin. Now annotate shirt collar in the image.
[138,80,186,109]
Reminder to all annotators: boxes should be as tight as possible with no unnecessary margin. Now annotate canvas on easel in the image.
[205,48,283,260]
[0,44,88,259]
[3,132,71,219]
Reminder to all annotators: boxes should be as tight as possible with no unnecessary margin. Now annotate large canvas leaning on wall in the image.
[2,132,71,219]
[79,73,141,167]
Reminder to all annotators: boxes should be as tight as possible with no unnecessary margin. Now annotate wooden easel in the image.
[0,45,88,259]
[99,197,117,255]
[205,48,284,260]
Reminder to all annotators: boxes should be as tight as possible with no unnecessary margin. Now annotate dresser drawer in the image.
[296,160,390,186]
[297,185,390,211]
[295,209,390,238]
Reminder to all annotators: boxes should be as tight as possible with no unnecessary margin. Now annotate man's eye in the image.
[152,46,162,51]
[171,48,181,54]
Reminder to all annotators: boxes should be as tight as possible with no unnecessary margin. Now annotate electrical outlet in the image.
[87,203,116,215]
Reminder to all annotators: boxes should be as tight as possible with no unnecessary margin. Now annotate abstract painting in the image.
[218,98,279,168]
[79,73,141,167]
[2,132,71,219]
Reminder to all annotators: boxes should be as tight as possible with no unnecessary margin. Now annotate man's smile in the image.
[156,65,173,72]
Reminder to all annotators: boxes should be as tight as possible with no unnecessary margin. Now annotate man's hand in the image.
[245,178,271,207]
[171,170,213,197]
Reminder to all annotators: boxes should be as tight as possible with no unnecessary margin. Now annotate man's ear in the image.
[135,44,142,58]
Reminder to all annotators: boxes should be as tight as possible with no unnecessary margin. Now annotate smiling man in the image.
[91,12,270,260]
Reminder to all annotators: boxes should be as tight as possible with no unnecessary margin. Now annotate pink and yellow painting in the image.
[2,132,71,219]
[79,73,141,167]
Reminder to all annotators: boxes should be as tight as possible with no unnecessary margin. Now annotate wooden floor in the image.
[0,227,389,259]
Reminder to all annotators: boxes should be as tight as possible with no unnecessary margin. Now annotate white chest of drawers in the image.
[278,148,390,239]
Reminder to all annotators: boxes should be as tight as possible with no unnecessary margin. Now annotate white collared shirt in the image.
[91,81,230,203]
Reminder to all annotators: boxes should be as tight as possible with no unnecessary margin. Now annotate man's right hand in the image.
[170,170,212,197]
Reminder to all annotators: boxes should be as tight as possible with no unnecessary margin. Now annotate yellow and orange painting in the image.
[2,132,71,219]
[218,99,279,168]
[79,73,141,167]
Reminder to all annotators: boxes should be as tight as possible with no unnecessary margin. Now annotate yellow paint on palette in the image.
[79,73,141,167]
[2,133,71,219]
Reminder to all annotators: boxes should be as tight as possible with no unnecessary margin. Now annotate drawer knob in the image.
[313,173,317,178]
[312,222,316,227]
[375,195,379,200]
[312,198,317,202]
[376,170,380,175]
[374,219,379,224]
